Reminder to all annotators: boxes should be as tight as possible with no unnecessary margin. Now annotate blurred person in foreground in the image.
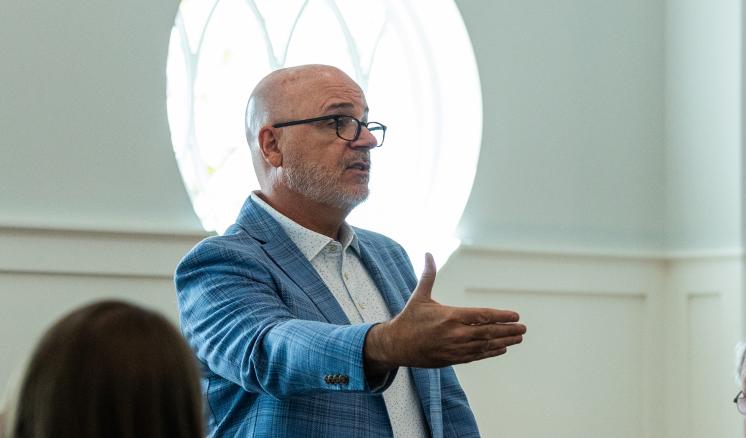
[176,64,527,438]
[735,341,746,436]
[8,300,204,438]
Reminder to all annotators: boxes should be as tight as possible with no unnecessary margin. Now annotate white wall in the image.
[0,0,199,233]
[661,1,743,437]
[0,0,743,437]
[664,0,742,252]
[457,0,666,252]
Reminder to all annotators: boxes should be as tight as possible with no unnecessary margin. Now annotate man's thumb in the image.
[411,253,437,301]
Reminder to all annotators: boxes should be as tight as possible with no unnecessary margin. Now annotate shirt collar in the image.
[250,192,360,260]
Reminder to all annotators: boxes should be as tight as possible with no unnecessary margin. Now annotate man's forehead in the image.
[319,100,369,116]
[255,65,367,117]
[273,66,358,91]
[322,100,369,111]
[304,75,365,104]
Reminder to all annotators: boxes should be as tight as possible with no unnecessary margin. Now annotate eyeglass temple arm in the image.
[272,115,340,128]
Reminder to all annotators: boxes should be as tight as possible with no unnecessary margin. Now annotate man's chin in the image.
[286,177,368,212]
[332,189,369,212]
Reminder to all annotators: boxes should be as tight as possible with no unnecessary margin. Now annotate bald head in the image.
[244,65,365,186]
[245,65,361,147]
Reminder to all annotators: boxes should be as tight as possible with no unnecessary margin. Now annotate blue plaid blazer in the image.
[175,197,480,437]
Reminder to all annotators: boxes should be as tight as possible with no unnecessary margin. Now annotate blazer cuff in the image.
[361,323,398,393]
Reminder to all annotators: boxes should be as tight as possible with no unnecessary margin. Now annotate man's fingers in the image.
[455,307,520,325]
[467,323,527,341]
[461,335,524,356]
[422,252,436,282]
[410,253,437,301]
[475,347,509,361]
[461,347,508,364]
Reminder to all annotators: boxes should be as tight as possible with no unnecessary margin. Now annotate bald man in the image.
[175,65,526,438]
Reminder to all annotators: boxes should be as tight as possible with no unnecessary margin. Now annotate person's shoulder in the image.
[352,226,409,258]
[176,223,264,273]
[353,226,400,247]
[196,223,261,253]
[353,226,417,287]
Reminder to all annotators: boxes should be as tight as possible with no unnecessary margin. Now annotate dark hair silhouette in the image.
[11,300,203,438]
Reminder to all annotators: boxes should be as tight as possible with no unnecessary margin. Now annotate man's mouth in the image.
[346,161,370,171]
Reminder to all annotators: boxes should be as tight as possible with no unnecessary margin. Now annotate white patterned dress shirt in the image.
[252,193,428,438]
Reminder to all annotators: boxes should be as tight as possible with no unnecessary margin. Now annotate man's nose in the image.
[349,126,378,149]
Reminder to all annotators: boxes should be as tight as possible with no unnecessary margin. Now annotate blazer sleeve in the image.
[175,239,395,399]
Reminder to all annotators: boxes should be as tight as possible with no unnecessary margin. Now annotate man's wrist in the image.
[363,322,396,380]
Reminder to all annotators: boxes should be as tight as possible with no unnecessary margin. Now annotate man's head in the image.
[245,65,381,212]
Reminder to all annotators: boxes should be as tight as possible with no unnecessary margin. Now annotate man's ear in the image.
[258,126,283,168]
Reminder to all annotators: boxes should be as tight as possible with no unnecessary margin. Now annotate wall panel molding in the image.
[0,225,210,278]
[3,229,741,279]
[466,287,646,299]
[460,243,744,261]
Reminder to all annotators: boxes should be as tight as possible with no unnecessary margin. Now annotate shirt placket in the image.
[341,248,376,323]
[324,242,364,323]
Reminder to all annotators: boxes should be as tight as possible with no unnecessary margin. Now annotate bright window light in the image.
[167,0,482,271]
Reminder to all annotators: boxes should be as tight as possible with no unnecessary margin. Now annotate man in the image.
[175,64,526,437]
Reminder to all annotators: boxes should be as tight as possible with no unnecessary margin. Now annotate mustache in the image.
[342,153,371,168]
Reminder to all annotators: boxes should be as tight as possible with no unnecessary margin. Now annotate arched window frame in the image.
[166,0,482,270]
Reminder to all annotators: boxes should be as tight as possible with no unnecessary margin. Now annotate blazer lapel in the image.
[356,243,406,315]
[235,197,350,325]
[262,239,351,324]
[357,241,441,436]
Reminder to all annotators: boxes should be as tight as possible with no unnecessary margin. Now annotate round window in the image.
[167,0,482,270]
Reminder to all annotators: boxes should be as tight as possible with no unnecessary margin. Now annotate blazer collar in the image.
[354,236,407,315]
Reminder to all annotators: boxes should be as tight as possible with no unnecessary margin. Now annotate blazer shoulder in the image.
[353,227,404,252]
[175,227,265,277]
[353,227,416,281]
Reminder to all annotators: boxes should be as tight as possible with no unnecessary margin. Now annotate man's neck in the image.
[255,189,349,240]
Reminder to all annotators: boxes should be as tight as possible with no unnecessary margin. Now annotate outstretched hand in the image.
[365,253,526,375]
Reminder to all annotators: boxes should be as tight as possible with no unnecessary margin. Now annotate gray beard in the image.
[282,160,369,211]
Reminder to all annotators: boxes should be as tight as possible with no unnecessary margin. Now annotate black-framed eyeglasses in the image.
[272,114,386,147]
[734,390,746,415]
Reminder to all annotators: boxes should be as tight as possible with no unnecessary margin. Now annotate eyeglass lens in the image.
[337,117,385,146]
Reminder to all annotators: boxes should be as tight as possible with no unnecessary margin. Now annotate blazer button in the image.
[324,375,331,384]
[340,375,349,385]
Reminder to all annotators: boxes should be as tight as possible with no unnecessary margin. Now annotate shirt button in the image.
[327,245,337,253]
[343,272,350,281]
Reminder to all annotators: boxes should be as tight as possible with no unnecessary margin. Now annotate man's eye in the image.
[337,118,354,128]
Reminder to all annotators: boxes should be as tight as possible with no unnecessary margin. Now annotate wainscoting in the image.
[438,245,743,438]
[0,225,208,400]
